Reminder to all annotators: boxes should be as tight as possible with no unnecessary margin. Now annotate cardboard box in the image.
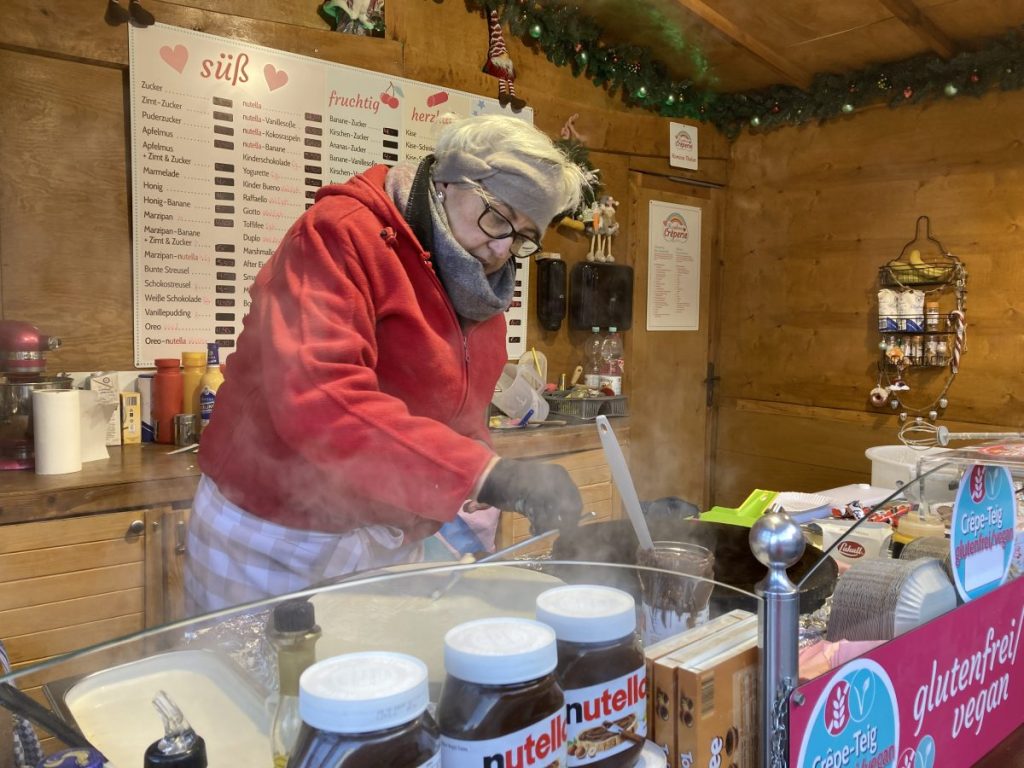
[647,612,754,761]
[676,633,760,768]
[120,392,141,445]
[137,373,155,442]
[89,373,122,446]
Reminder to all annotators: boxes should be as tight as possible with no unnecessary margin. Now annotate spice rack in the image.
[871,216,967,419]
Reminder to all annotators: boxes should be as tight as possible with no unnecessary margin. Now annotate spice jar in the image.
[536,585,646,767]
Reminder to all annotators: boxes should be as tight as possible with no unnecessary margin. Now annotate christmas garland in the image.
[467,1,1024,138]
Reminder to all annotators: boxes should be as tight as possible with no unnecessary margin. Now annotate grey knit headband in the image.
[432,150,566,232]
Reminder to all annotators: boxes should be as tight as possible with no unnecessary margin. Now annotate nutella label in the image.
[564,667,647,765]
[441,710,567,767]
[416,755,441,768]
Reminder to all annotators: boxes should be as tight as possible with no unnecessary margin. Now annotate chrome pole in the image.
[750,511,804,768]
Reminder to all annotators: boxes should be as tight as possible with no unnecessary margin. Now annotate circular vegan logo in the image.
[951,464,1015,601]
[662,213,689,241]
[798,659,899,768]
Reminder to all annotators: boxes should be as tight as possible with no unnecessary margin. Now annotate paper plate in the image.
[775,491,835,522]
[893,558,958,635]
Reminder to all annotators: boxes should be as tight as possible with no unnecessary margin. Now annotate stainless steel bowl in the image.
[0,375,74,467]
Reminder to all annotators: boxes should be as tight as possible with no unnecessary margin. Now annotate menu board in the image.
[129,23,532,367]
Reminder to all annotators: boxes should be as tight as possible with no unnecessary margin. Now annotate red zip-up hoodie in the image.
[197,165,506,538]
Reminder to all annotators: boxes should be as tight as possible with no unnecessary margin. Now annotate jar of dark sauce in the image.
[437,617,567,768]
[288,651,439,768]
[536,585,647,767]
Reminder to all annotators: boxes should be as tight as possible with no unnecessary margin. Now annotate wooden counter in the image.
[0,444,201,525]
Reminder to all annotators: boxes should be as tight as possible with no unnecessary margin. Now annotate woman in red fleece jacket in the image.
[185,115,592,613]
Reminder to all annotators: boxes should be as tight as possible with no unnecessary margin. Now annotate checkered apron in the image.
[184,475,424,616]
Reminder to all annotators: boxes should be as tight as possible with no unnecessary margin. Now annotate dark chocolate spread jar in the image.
[437,617,567,768]
[536,585,647,767]
[288,651,439,768]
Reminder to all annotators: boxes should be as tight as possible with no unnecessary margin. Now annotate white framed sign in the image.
[646,200,701,331]
[129,23,531,366]
[669,122,698,170]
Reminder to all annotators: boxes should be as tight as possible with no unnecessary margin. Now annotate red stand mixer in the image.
[0,320,73,469]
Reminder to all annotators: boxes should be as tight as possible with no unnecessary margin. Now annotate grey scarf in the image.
[385,159,515,322]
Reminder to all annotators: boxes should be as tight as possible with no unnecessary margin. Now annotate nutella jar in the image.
[438,617,567,768]
[289,652,440,768]
[536,585,647,767]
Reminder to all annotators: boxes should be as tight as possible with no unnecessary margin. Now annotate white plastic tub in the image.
[865,445,960,503]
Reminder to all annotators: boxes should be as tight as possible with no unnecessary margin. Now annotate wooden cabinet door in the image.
[0,509,159,709]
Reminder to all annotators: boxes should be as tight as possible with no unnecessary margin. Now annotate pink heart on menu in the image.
[264,64,289,92]
[159,44,189,74]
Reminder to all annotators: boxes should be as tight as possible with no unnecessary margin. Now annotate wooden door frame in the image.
[627,171,724,510]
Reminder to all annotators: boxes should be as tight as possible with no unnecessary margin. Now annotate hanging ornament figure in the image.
[586,195,620,262]
[482,9,526,111]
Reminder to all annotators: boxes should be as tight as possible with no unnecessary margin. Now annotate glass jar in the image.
[536,585,646,767]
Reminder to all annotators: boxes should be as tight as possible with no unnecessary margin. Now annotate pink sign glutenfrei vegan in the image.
[791,575,1024,768]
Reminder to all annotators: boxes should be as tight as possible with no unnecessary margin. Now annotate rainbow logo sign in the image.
[662,212,689,241]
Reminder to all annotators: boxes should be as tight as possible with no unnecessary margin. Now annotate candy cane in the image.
[949,309,966,373]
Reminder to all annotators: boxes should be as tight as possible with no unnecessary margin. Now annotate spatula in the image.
[596,415,654,550]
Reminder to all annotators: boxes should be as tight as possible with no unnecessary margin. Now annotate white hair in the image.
[434,115,595,218]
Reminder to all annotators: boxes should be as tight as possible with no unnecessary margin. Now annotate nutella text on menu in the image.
[130,23,532,366]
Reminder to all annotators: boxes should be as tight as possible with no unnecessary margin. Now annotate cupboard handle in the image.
[128,519,145,535]
[176,518,188,554]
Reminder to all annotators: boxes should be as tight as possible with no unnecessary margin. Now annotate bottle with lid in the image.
[437,617,566,767]
[152,359,183,445]
[535,585,646,767]
[198,343,224,436]
[143,690,207,767]
[180,351,207,419]
[582,328,604,389]
[289,651,439,768]
[598,328,624,396]
[269,599,322,768]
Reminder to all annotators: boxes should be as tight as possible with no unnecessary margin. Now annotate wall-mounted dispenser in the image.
[569,262,634,331]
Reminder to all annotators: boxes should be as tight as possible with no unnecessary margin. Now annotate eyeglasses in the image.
[475,194,543,259]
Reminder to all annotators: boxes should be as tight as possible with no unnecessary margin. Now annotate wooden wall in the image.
[9,0,1021,513]
[0,0,727,375]
[714,90,1024,505]
[0,0,733,518]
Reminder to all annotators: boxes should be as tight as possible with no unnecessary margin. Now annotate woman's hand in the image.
[477,458,583,534]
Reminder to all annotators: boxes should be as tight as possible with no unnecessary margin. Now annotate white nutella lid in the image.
[535,584,637,643]
[298,652,429,733]
[444,618,557,685]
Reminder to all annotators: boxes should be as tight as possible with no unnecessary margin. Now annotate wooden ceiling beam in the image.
[878,0,957,59]
[671,0,813,90]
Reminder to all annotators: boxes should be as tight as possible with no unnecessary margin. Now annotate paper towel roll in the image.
[32,389,82,475]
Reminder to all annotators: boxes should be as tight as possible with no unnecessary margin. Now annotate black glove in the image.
[478,459,583,534]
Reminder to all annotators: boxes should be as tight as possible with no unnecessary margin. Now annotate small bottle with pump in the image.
[143,690,207,767]
[269,599,322,768]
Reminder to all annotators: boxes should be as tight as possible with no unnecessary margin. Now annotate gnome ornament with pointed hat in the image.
[482,8,526,111]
